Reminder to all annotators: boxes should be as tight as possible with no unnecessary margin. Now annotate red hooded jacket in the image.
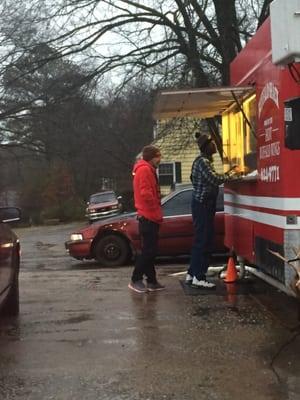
[133,160,163,224]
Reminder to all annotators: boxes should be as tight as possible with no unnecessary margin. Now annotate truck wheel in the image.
[95,235,130,267]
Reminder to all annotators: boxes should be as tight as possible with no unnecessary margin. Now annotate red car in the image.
[85,191,122,223]
[0,207,21,316]
[65,186,226,267]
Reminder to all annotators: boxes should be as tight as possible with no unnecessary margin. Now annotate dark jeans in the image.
[132,217,160,284]
[188,197,216,280]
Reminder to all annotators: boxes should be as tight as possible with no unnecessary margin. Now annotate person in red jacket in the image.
[128,145,165,293]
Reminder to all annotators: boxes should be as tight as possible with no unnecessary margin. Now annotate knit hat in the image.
[195,132,211,151]
[142,145,161,161]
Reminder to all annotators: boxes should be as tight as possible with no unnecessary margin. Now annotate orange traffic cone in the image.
[225,283,237,307]
[223,256,238,283]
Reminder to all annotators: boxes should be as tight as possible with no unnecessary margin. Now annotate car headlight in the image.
[70,233,83,241]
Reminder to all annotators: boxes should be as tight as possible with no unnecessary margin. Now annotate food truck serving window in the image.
[222,94,257,174]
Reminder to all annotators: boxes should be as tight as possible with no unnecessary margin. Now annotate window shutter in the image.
[175,162,182,183]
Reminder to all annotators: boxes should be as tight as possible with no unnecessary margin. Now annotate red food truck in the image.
[154,1,300,297]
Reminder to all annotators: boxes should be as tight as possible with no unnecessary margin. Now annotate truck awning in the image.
[153,86,254,119]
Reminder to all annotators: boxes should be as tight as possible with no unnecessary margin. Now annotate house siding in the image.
[154,127,223,195]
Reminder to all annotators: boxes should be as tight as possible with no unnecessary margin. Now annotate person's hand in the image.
[227,165,240,176]
[230,173,242,180]
[231,165,250,175]
[232,165,243,174]
[227,166,246,181]
[227,164,238,173]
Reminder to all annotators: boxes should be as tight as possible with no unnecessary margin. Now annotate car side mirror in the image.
[0,207,21,223]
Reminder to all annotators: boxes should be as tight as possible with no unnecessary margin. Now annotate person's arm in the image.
[199,158,229,185]
[136,167,158,209]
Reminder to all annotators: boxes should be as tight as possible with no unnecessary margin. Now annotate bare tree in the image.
[0,1,273,139]
[0,1,270,86]
[0,2,274,156]
[0,0,272,155]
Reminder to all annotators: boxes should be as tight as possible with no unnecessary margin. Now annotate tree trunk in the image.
[213,0,241,85]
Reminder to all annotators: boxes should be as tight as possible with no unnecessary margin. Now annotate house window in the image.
[158,162,182,186]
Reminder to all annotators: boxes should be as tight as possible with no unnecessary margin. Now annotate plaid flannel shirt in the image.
[191,155,229,203]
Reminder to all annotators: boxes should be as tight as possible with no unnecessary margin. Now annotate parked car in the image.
[0,207,21,316]
[66,186,226,267]
[85,191,123,222]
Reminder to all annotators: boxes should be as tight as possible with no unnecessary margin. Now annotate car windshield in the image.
[89,192,116,204]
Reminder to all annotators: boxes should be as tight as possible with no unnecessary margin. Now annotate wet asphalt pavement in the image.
[0,223,300,400]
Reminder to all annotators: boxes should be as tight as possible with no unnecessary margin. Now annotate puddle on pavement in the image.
[191,304,266,325]
[55,338,93,346]
[81,276,123,291]
[158,267,187,276]
[0,313,94,340]
[187,280,271,326]
[22,298,64,305]
[0,320,21,340]
[0,376,28,398]
[179,279,259,296]
[35,241,56,249]
[55,313,93,325]
[102,338,136,346]
[83,276,102,289]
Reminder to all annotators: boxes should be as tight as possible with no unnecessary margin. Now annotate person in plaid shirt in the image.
[186,133,238,289]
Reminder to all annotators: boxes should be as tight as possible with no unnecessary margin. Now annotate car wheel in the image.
[1,269,20,317]
[95,235,130,267]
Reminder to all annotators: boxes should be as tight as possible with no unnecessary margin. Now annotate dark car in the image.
[66,186,226,267]
[85,191,123,223]
[0,207,21,316]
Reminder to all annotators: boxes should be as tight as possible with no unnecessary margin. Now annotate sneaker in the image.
[147,282,165,292]
[128,280,148,293]
[191,277,216,289]
[185,273,193,284]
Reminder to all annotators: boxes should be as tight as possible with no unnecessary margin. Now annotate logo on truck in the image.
[258,82,280,183]
[258,82,279,117]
